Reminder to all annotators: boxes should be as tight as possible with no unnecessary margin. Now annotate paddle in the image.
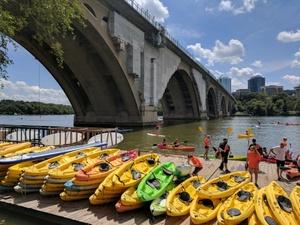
[198,126,204,133]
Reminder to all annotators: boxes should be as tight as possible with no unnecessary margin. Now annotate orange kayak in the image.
[157,144,195,152]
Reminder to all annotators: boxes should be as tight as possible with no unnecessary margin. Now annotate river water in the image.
[0,115,300,156]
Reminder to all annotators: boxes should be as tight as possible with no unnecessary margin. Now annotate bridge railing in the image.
[124,0,235,97]
[0,124,119,147]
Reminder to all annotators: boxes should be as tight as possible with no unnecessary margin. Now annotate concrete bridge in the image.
[14,0,235,127]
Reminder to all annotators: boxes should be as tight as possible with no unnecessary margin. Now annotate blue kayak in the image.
[0,142,107,164]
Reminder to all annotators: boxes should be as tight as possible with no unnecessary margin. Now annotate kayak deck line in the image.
[0,154,298,225]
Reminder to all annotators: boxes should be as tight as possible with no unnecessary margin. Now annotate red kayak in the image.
[157,144,195,152]
[285,168,300,179]
[260,157,294,165]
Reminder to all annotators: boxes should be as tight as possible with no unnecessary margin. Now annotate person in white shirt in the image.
[269,142,287,181]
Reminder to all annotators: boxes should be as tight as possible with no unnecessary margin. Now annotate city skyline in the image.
[1,0,300,104]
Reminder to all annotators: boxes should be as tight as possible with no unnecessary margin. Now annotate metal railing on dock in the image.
[0,125,118,147]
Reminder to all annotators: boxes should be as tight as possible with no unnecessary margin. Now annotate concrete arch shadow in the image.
[161,70,201,122]
[207,87,218,119]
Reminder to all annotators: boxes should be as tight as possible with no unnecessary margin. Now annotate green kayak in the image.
[200,154,246,161]
[150,182,175,216]
[137,162,176,202]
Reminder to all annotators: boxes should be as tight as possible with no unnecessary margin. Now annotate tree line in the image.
[0,100,73,115]
[235,93,300,116]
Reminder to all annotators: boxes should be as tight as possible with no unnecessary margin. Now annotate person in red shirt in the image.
[247,145,261,187]
[187,155,203,176]
[203,135,211,160]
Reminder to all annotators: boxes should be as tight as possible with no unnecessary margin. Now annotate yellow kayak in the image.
[4,146,53,158]
[198,171,250,199]
[266,181,297,225]
[255,187,279,225]
[248,212,262,225]
[60,192,91,201]
[72,177,105,186]
[65,189,95,196]
[290,185,300,221]
[190,198,221,224]
[218,182,257,225]
[47,148,119,180]
[238,133,254,139]
[1,161,34,185]
[121,186,143,206]
[0,142,12,148]
[112,154,159,188]
[0,142,31,156]
[167,176,206,216]
[23,146,100,177]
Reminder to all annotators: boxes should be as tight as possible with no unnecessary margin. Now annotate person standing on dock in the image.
[218,138,231,174]
[247,145,260,187]
[249,139,262,155]
[187,155,203,176]
[203,135,211,160]
[269,142,287,181]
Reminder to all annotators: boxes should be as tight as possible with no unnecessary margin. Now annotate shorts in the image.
[204,146,209,149]
[221,152,229,164]
[276,160,285,168]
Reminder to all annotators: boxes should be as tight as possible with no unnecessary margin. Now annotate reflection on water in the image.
[0,115,299,156]
[119,116,300,156]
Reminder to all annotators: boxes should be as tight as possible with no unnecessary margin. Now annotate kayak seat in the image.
[99,162,110,171]
[76,152,86,158]
[121,155,131,162]
[147,178,161,189]
[215,181,229,191]
[73,163,84,171]
[48,161,60,169]
[178,191,192,203]
[199,199,214,209]
[237,190,252,201]
[100,153,109,160]
[277,195,293,213]
[131,169,142,180]
[162,167,173,176]
[264,216,278,225]
[192,180,201,189]
[232,175,246,183]
[227,208,241,217]
[147,158,156,165]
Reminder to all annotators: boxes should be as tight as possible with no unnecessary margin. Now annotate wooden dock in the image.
[0,154,298,225]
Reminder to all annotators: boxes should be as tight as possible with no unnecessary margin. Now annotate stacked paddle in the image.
[59,150,137,201]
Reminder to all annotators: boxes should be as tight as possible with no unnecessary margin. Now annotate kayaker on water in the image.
[269,142,287,181]
[187,155,203,176]
[247,145,260,187]
[218,138,231,174]
[203,135,211,160]
[161,138,167,147]
[173,139,180,148]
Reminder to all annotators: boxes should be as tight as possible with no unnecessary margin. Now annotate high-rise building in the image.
[295,85,300,98]
[248,75,265,92]
[218,76,231,93]
[261,85,283,96]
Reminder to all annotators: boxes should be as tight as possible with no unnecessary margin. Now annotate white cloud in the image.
[218,0,258,15]
[291,50,300,68]
[277,30,300,43]
[228,67,256,77]
[0,79,70,105]
[252,60,263,68]
[231,78,246,90]
[134,0,169,23]
[282,75,300,83]
[187,39,245,65]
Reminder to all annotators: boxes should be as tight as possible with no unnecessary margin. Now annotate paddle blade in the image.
[198,126,204,133]
[226,127,233,136]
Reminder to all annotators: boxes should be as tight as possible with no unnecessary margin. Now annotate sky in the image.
[1,0,300,104]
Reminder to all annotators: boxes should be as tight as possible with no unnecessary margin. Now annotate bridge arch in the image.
[220,96,227,116]
[207,87,218,118]
[11,10,141,126]
[161,70,201,121]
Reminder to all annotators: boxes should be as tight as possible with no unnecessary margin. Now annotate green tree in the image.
[0,0,84,80]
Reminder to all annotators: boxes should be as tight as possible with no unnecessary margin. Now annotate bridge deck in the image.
[0,154,297,225]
